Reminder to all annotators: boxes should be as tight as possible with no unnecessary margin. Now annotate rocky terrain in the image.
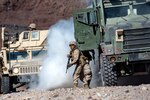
[0,0,87,29]
[1,1,150,100]
[0,84,150,100]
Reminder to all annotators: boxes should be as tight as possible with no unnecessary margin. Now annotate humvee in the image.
[0,23,48,93]
[73,0,150,86]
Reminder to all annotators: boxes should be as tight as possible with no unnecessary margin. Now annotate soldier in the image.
[0,53,4,73]
[67,41,92,89]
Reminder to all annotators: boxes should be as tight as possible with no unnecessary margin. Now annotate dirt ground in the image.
[0,84,150,100]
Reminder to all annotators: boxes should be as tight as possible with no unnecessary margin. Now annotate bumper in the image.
[17,74,38,83]
[128,52,150,61]
[107,51,150,63]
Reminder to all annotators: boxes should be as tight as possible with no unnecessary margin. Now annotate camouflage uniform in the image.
[29,23,36,30]
[69,47,92,88]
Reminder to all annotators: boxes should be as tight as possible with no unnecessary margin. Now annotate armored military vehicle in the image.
[0,23,48,93]
[73,0,150,86]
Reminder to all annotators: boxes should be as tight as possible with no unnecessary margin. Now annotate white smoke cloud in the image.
[38,18,75,90]
[36,0,102,89]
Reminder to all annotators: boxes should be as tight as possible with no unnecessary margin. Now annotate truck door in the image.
[73,8,101,51]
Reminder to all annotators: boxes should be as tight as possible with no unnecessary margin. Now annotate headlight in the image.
[13,68,19,74]
[107,49,112,52]
[39,66,42,70]
[110,57,116,62]
[2,67,7,71]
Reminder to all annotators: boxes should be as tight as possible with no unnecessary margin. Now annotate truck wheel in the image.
[0,75,10,94]
[9,77,16,92]
[100,55,117,86]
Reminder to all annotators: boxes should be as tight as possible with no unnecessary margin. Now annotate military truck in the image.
[0,23,48,93]
[73,0,150,86]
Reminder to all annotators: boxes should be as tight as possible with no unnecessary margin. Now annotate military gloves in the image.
[67,54,72,58]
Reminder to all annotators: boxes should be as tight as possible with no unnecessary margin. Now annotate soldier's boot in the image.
[73,83,78,89]
[84,84,90,89]
[83,79,91,89]
[86,80,91,89]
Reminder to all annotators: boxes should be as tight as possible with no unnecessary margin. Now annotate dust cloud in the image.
[36,0,101,90]
[36,18,101,90]
[37,18,75,90]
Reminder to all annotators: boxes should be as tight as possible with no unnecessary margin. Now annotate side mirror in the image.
[76,10,98,26]
[23,31,29,40]
[77,13,88,24]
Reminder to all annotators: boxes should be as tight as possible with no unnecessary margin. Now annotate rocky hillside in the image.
[0,0,86,29]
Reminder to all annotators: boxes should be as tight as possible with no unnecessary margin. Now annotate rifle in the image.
[66,56,71,73]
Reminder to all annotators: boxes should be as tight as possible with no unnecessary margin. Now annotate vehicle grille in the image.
[19,66,40,74]
[123,28,150,51]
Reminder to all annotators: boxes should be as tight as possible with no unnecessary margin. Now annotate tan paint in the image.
[10,30,48,48]
[0,26,48,76]
[116,29,123,42]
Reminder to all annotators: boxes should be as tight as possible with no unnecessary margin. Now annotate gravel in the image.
[0,84,150,100]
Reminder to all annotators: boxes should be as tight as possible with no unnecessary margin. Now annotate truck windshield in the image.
[105,3,150,18]
[7,51,28,60]
[105,6,128,18]
[135,3,150,15]
[32,50,47,59]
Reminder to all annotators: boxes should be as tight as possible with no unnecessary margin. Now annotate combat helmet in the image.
[29,23,36,30]
[69,41,76,46]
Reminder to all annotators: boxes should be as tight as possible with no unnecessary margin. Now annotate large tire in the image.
[9,76,16,92]
[100,55,117,86]
[0,75,10,94]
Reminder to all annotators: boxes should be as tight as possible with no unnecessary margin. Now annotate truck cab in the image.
[73,0,150,86]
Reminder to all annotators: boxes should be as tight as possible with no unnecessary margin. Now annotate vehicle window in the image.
[105,3,150,18]
[88,11,97,25]
[105,6,129,18]
[23,32,29,40]
[32,50,47,59]
[77,13,88,24]
[7,51,28,60]
[32,31,39,40]
[134,3,150,15]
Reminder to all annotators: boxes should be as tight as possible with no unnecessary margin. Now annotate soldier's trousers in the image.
[73,63,92,86]
[73,64,82,85]
[82,63,92,86]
